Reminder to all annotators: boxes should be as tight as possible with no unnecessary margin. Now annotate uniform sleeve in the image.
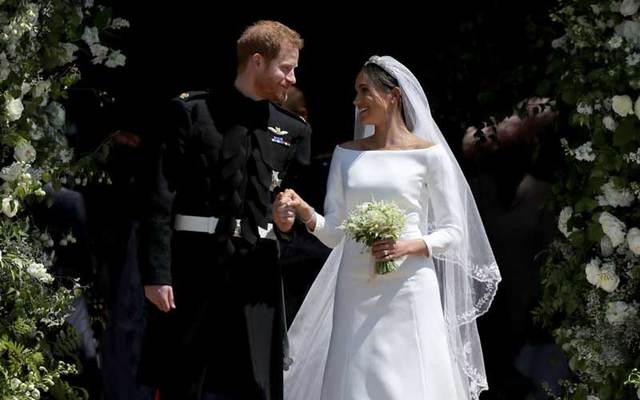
[138,99,189,285]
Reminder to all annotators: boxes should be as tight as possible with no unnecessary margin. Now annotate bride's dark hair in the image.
[362,61,399,92]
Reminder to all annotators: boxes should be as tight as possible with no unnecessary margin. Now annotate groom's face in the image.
[254,44,299,103]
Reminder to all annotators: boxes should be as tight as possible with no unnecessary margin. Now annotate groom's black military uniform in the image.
[137,84,311,400]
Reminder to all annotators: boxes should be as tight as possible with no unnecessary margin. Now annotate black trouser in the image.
[140,234,284,400]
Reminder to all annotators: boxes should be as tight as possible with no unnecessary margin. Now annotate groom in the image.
[137,20,311,400]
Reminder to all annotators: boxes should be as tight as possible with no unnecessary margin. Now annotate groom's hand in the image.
[144,285,176,312]
[273,191,295,233]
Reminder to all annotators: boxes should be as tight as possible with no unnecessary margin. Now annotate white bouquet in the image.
[340,200,407,274]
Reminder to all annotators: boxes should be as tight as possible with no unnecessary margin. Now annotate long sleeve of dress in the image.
[310,148,345,248]
[422,147,464,257]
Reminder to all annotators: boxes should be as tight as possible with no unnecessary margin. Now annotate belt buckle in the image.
[206,217,217,234]
[233,219,242,238]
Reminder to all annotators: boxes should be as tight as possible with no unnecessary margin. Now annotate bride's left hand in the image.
[372,239,428,261]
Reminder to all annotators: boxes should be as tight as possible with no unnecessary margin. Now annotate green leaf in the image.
[613,118,637,147]
[94,8,113,30]
[587,222,604,243]
[575,198,598,213]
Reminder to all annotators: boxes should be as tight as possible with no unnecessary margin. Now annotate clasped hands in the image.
[272,189,428,261]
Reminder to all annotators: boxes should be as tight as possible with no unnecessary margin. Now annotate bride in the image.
[274,55,501,400]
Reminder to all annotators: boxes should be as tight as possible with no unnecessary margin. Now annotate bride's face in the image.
[353,71,395,125]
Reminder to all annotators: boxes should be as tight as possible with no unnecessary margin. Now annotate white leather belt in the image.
[174,214,276,240]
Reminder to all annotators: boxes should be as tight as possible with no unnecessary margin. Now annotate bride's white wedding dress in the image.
[304,144,464,399]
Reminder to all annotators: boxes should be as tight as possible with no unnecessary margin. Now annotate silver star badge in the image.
[270,170,282,191]
[268,126,289,136]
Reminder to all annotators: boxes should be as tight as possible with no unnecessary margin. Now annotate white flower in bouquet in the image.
[14,141,36,163]
[603,115,618,131]
[597,180,635,207]
[627,227,640,255]
[339,200,407,274]
[615,21,640,47]
[59,43,78,65]
[551,34,568,50]
[574,141,596,161]
[609,35,624,49]
[1,196,19,218]
[628,53,640,66]
[598,262,620,292]
[46,101,66,129]
[577,102,593,115]
[5,96,24,122]
[20,82,31,96]
[601,235,615,257]
[599,211,627,247]
[105,50,126,68]
[110,18,130,29]
[90,43,109,64]
[26,262,54,284]
[81,26,99,45]
[620,0,640,16]
[0,162,23,182]
[635,96,640,120]
[33,79,51,99]
[613,95,634,117]
[587,395,601,400]
[558,206,575,237]
[586,258,601,285]
[605,301,637,325]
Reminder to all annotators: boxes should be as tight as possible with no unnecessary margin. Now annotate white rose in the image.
[606,301,637,325]
[577,102,593,115]
[574,141,596,161]
[585,258,601,286]
[609,35,624,49]
[615,20,640,47]
[620,0,640,16]
[13,141,36,163]
[602,115,618,131]
[32,80,51,98]
[601,235,614,257]
[81,26,99,45]
[110,18,130,30]
[597,180,635,207]
[105,50,126,68]
[5,96,24,122]
[558,206,574,237]
[635,96,640,120]
[552,35,568,50]
[45,102,65,128]
[628,53,640,66]
[587,395,601,400]
[0,162,23,182]
[598,262,620,292]
[612,95,634,116]
[627,227,640,255]
[59,43,78,65]
[26,262,53,284]
[599,211,627,247]
[90,43,109,64]
[1,196,19,218]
